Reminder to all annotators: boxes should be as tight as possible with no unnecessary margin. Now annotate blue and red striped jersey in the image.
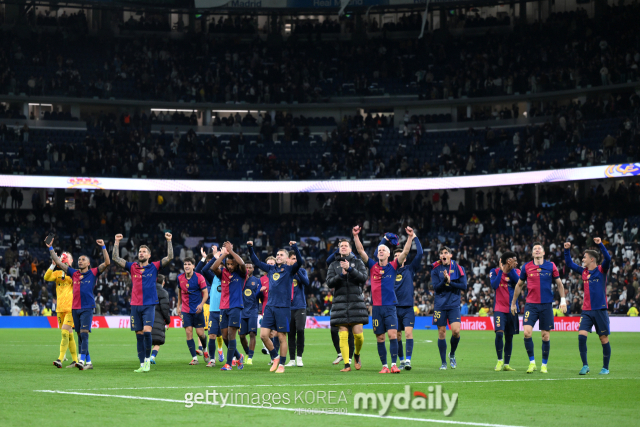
[219,267,246,310]
[564,243,610,311]
[367,258,399,306]
[490,268,521,313]
[178,272,207,313]
[519,260,559,304]
[126,261,161,306]
[69,267,100,310]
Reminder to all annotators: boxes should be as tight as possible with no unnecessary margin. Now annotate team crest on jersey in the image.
[537,268,542,272]
[396,275,402,281]
[273,273,281,281]
[244,289,252,296]
[293,279,298,287]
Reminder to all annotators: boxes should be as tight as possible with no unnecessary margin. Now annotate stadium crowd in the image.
[1,184,639,319]
[2,6,640,103]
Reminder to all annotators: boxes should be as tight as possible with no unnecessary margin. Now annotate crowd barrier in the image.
[1,315,639,331]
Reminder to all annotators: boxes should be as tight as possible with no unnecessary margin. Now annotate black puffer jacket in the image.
[326,254,369,326]
[152,284,171,345]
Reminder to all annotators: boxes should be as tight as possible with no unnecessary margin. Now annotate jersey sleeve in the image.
[91,267,100,277]
[153,261,162,270]
[367,258,376,269]
[551,262,560,278]
[198,273,207,289]
[67,267,77,276]
[519,265,527,281]
[390,259,399,270]
[125,262,133,271]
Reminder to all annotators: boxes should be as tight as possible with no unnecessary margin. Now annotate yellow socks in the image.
[339,331,350,365]
[68,331,79,362]
[59,330,70,361]
[217,336,224,351]
[354,332,364,356]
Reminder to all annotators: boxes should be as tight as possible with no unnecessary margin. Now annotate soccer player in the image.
[240,261,261,365]
[112,232,173,373]
[353,226,414,374]
[177,257,209,365]
[257,256,278,358]
[564,238,612,375]
[150,274,171,364]
[248,240,303,373]
[211,242,246,371]
[432,246,468,370]
[391,234,423,371]
[489,251,520,372]
[510,242,567,374]
[327,238,368,372]
[45,252,79,368]
[46,238,110,371]
[286,250,309,367]
[196,246,225,366]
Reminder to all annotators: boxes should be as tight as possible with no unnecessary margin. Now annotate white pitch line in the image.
[34,390,526,427]
[64,376,624,392]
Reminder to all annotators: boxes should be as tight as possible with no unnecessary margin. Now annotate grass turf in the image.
[0,328,635,427]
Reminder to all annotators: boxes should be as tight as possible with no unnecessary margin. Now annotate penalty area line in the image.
[33,390,526,427]
[64,376,623,391]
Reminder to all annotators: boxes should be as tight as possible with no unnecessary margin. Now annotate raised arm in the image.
[490,267,503,290]
[289,242,303,275]
[45,238,69,274]
[96,239,111,273]
[211,247,228,277]
[224,242,246,277]
[595,238,611,272]
[409,237,424,272]
[161,232,173,267]
[352,225,369,265]
[563,242,583,274]
[396,227,415,266]
[112,234,127,268]
[247,242,270,272]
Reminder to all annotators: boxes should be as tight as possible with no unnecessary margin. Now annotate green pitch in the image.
[0,329,636,427]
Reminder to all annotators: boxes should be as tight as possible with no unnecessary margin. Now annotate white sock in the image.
[144,357,149,363]
[383,364,388,368]
[193,356,198,360]
[498,359,503,362]
[392,363,397,367]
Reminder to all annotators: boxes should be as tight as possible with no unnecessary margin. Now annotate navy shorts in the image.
[240,315,258,335]
[181,311,205,329]
[396,306,416,331]
[579,310,610,336]
[433,307,461,327]
[523,303,554,330]
[261,306,290,333]
[72,308,93,333]
[130,305,155,332]
[372,305,398,335]
[208,310,221,336]
[220,307,242,330]
[494,311,519,335]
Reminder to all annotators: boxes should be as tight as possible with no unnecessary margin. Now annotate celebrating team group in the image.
[44,224,612,375]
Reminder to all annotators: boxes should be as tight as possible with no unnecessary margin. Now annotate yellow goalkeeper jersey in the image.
[44,269,73,313]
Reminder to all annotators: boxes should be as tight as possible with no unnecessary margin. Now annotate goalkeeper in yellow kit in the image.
[44,252,79,368]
